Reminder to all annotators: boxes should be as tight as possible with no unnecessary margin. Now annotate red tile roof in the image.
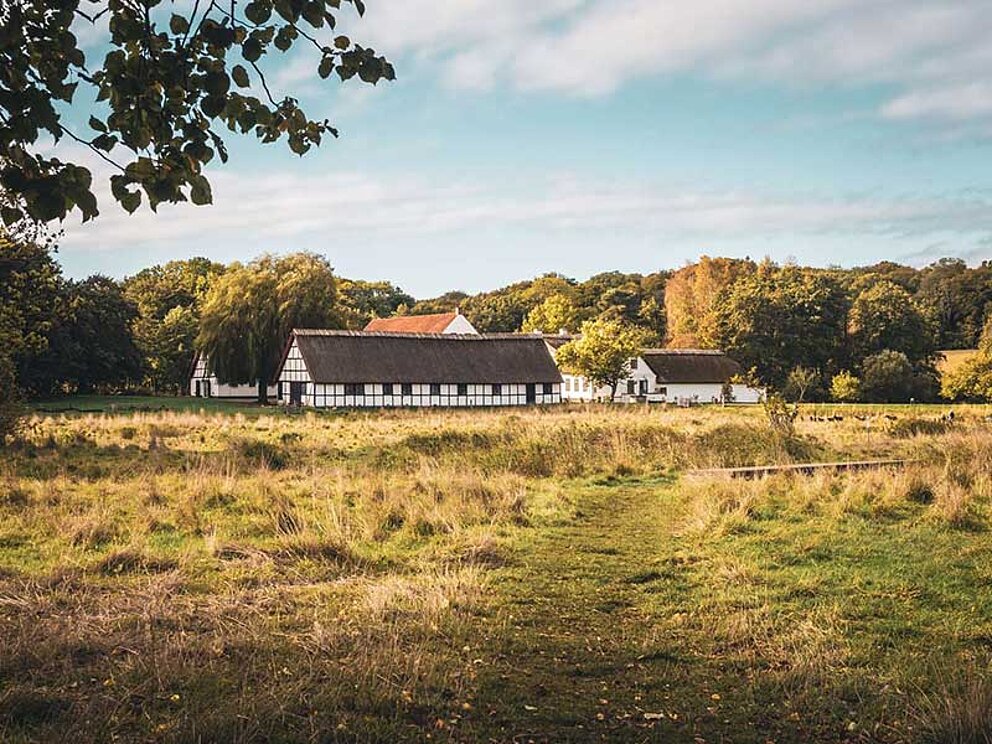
[364,312,459,334]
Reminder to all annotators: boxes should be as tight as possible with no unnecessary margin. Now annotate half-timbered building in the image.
[276,330,562,408]
[188,352,277,400]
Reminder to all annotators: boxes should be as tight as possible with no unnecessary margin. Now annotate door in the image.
[525,383,536,404]
[195,380,201,397]
[289,381,304,406]
[204,381,211,398]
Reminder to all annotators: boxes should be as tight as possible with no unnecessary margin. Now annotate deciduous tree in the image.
[124,257,223,392]
[849,281,935,366]
[830,371,860,402]
[521,294,578,334]
[197,252,339,402]
[555,317,647,400]
[0,1,393,225]
[712,266,849,389]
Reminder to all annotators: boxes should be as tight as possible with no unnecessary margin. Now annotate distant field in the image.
[939,348,980,376]
[2,404,992,742]
[29,394,265,414]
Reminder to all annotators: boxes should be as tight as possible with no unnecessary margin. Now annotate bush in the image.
[861,350,929,403]
[0,354,24,444]
[831,371,860,402]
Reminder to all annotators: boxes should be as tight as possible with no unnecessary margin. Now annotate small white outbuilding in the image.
[188,353,277,400]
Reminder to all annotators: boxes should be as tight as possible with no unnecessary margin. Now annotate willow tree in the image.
[197,252,339,402]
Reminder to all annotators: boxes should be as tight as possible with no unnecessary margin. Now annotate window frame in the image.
[344,383,365,397]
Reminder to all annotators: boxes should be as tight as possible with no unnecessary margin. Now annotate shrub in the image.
[0,354,24,444]
[830,371,860,402]
[230,437,287,469]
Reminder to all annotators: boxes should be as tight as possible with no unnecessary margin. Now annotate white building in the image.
[188,352,277,400]
[540,336,764,404]
[539,332,599,402]
[364,310,478,335]
[275,330,562,408]
[615,349,764,404]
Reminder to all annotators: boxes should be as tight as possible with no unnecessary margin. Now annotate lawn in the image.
[29,394,267,415]
[1,402,991,742]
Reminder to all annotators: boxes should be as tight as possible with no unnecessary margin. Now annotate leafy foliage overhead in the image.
[0,0,393,225]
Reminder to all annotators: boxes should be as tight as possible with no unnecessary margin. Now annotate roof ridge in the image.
[643,348,726,355]
[293,329,546,341]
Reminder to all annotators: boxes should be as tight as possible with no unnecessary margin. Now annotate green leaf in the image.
[242,39,263,62]
[169,14,189,34]
[302,1,324,27]
[244,2,272,24]
[204,71,230,96]
[190,175,212,205]
[0,206,23,226]
[231,64,250,88]
[200,95,226,117]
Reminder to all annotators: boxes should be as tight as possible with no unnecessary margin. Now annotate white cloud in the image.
[57,161,992,256]
[348,0,992,128]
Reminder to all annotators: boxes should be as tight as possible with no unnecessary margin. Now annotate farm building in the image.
[188,352,277,400]
[276,330,562,408]
[539,336,764,404]
[364,310,478,335]
[538,332,599,401]
[614,349,764,404]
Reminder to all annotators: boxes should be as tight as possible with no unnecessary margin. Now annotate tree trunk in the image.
[257,378,268,405]
[609,381,618,401]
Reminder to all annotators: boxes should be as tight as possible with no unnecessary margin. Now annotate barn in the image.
[276,330,562,408]
[616,349,764,404]
[364,310,478,335]
[188,352,277,400]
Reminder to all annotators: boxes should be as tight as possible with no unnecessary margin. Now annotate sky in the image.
[56,0,992,298]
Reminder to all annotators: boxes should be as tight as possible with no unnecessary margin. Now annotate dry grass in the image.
[1,403,991,741]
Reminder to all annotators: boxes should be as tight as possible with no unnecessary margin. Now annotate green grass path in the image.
[465,476,763,743]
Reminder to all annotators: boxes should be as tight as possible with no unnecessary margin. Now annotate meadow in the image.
[1,402,991,743]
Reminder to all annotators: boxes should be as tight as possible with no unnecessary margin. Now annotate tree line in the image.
[2,237,992,431]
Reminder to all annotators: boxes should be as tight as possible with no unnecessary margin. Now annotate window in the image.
[277,382,283,399]
[402,383,413,396]
[383,383,394,395]
[543,383,553,395]
[630,357,639,369]
[627,380,636,395]
[344,383,365,397]
[657,386,667,396]
[457,383,468,396]
[492,384,502,396]
[430,383,441,396]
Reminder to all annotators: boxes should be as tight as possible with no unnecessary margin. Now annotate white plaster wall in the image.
[190,355,276,399]
[443,314,479,334]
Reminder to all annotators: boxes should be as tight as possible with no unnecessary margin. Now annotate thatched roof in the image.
[364,312,459,333]
[288,330,562,384]
[641,349,741,384]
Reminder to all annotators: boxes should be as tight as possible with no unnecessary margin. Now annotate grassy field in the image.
[1,401,992,742]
